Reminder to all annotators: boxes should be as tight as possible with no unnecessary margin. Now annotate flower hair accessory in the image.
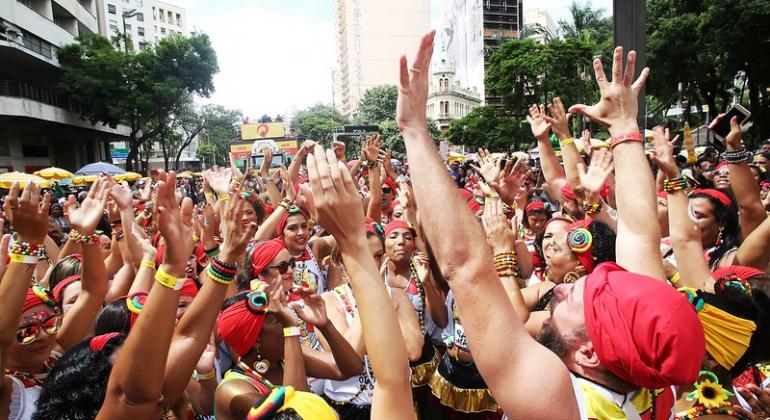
[126,294,146,315]
[678,287,705,312]
[685,370,734,409]
[567,227,593,253]
[32,285,57,308]
[714,274,752,296]
[246,290,269,315]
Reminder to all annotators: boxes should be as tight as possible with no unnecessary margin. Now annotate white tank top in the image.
[8,376,39,420]
[293,245,327,294]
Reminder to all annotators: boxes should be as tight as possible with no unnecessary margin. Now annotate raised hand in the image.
[527,104,552,139]
[649,126,679,178]
[300,140,317,156]
[396,30,435,132]
[219,184,258,260]
[4,182,51,244]
[306,145,364,248]
[543,98,572,140]
[203,166,232,196]
[69,177,110,235]
[199,203,220,245]
[577,149,614,196]
[134,225,157,261]
[109,181,133,210]
[155,171,192,270]
[333,140,346,161]
[568,46,649,135]
[481,195,515,254]
[580,130,593,157]
[139,179,153,202]
[280,167,296,202]
[363,134,382,162]
[290,288,329,328]
[709,114,743,150]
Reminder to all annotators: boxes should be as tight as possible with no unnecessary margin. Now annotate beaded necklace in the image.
[236,360,275,395]
[5,356,57,388]
[409,261,426,335]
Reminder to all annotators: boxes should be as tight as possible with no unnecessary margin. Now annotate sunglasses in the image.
[16,314,62,345]
[266,258,296,274]
[381,187,392,194]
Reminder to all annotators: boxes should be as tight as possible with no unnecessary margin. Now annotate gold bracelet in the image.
[140,260,156,270]
[217,193,229,202]
[193,370,216,381]
[283,326,301,337]
[560,137,575,146]
[155,267,184,290]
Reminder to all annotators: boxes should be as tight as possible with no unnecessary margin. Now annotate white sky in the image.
[174,0,613,119]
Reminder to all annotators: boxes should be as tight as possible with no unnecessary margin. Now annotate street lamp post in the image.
[613,0,646,129]
[122,9,140,53]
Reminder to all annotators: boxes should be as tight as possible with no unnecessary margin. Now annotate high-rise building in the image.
[426,53,481,133]
[334,0,431,117]
[523,9,557,44]
[439,0,523,105]
[0,0,129,172]
[96,0,186,51]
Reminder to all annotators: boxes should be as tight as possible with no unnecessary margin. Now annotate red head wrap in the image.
[525,201,546,213]
[584,262,705,388]
[52,274,81,302]
[712,265,765,283]
[250,239,288,278]
[180,279,199,298]
[275,207,308,238]
[561,184,577,202]
[691,189,734,209]
[293,178,309,193]
[383,177,398,193]
[24,285,57,313]
[384,220,414,237]
[90,332,120,352]
[458,188,474,202]
[715,162,729,173]
[467,198,483,215]
[194,243,207,265]
[263,203,274,217]
[564,219,596,273]
[364,217,384,238]
[217,291,269,357]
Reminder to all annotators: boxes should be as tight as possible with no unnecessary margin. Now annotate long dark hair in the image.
[33,334,127,420]
[689,191,740,267]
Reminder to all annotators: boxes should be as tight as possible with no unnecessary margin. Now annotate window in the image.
[159,9,164,22]
[124,23,131,31]
[109,19,118,31]
[167,11,172,23]
[136,12,143,21]
[176,13,181,26]
[152,7,156,20]
[108,4,116,14]
[160,27,166,34]
[137,26,144,36]
[139,42,148,50]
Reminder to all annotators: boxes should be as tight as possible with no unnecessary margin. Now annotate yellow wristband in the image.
[9,253,39,265]
[217,193,229,202]
[560,137,575,146]
[193,370,216,381]
[670,272,681,285]
[140,260,156,270]
[283,326,301,337]
[155,267,185,290]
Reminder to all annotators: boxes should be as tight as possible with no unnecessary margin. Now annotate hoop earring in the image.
[563,272,579,284]
[715,227,725,247]
[253,348,270,374]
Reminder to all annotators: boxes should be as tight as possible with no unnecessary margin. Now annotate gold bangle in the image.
[217,193,229,202]
[193,370,216,381]
[283,326,301,337]
[155,267,184,290]
[560,137,575,146]
[140,260,156,270]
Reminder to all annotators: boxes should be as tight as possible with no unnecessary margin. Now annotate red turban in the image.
[458,188,473,202]
[467,198,483,215]
[584,262,705,389]
[194,243,207,265]
[364,217,383,238]
[715,162,729,172]
[383,220,414,237]
[264,203,275,217]
[250,239,287,278]
[691,189,734,209]
[712,265,765,282]
[52,274,81,302]
[525,201,546,213]
[561,184,577,201]
[564,220,596,273]
[217,292,268,357]
[180,279,199,298]
[383,177,398,193]
[276,208,308,238]
[24,286,57,313]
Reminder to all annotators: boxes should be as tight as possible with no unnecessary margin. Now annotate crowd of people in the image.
[0,30,769,420]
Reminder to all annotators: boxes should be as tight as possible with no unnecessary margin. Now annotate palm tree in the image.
[557,0,612,47]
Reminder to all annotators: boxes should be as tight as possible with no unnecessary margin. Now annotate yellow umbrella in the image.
[34,167,74,180]
[72,175,98,185]
[0,172,53,189]
[177,171,194,179]
[114,172,142,182]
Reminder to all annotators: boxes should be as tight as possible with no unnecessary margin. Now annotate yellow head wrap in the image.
[247,386,337,420]
[679,287,757,370]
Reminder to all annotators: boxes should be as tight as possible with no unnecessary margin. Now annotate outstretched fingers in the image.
[611,46,623,83]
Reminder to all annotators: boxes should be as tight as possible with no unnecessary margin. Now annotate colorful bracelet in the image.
[610,131,643,149]
[10,241,46,258]
[155,267,185,290]
[204,245,220,258]
[193,370,216,381]
[663,176,688,193]
[670,272,680,285]
[206,264,234,285]
[279,198,292,211]
[140,260,157,270]
[493,251,519,276]
[721,147,752,164]
[9,253,40,265]
[283,326,301,337]
[69,229,99,244]
[559,137,575,146]
[582,200,602,216]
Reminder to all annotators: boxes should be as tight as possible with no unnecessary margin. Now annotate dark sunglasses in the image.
[381,187,392,194]
[16,314,62,345]
[266,258,296,274]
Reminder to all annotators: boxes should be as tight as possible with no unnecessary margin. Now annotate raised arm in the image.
[307,144,415,419]
[569,47,664,280]
[398,31,576,418]
[577,149,617,231]
[55,177,110,352]
[650,127,712,290]
[98,171,189,419]
[528,104,567,201]
[289,140,316,184]
[545,97,583,200]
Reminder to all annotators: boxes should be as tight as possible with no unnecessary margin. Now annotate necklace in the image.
[236,360,275,395]
[409,261,426,335]
[5,356,57,388]
[326,356,375,406]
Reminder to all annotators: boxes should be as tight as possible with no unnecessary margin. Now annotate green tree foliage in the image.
[558,0,612,54]
[445,106,530,152]
[290,104,350,144]
[57,32,219,171]
[356,85,398,124]
[172,98,241,170]
[377,119,441,159]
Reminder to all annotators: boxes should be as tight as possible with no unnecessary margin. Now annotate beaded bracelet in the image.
[582,200,602,216]
[206,264,234,285]
[663,176,688,193]
[721,147,752,164]
[69,229,99,244]
[204,245,220,258]
[206,256,237,285]
[364,160,380,169]
[279,198,292,211]
[493,252,519,276]
[213,256,238,271]
[10,241,46,257]
[155,267,185,290]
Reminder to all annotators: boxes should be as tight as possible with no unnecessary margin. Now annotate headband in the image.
[24,285,57,312]
[564,220,595,273]
[383,220,415,238]
[383,177,398,192]
[89,332,120,352]
[217,291,269,357]
[180,278,199,298]
[525,201,546,213]
[275,206,307,238]
[52,274,81,302]
[690,189,734,209]
[247,386,337,420]
[249,239,287,278]
[678,287,756,370]
[364,217,384,240]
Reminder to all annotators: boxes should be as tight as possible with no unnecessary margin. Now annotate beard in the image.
[536,323,570,359]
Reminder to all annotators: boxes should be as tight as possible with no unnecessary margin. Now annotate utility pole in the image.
[613,0,646,129]
[122,9,140,53]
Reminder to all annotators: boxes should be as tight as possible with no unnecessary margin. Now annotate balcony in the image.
[0,79,73,110]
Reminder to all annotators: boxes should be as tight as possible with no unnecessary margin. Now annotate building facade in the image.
[426,55,481,133]
[333,0,431,117]
[523,9,556,43]
[439,0,522,105]
[96,0,186,51]
[0,0,129,173]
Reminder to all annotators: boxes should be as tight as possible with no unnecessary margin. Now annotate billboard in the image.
[230,143,251,161]
[441,0,485,99]
[241,122,286,140]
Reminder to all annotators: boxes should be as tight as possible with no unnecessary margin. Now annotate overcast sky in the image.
[174,0,613,119]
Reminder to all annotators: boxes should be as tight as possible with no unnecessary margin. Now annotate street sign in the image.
[111,148,129,159]
[343,125,379,134]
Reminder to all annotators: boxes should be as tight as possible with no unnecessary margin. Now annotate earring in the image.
[715,227,724,247]
[563,272,579,284]
[253,349,270,374]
